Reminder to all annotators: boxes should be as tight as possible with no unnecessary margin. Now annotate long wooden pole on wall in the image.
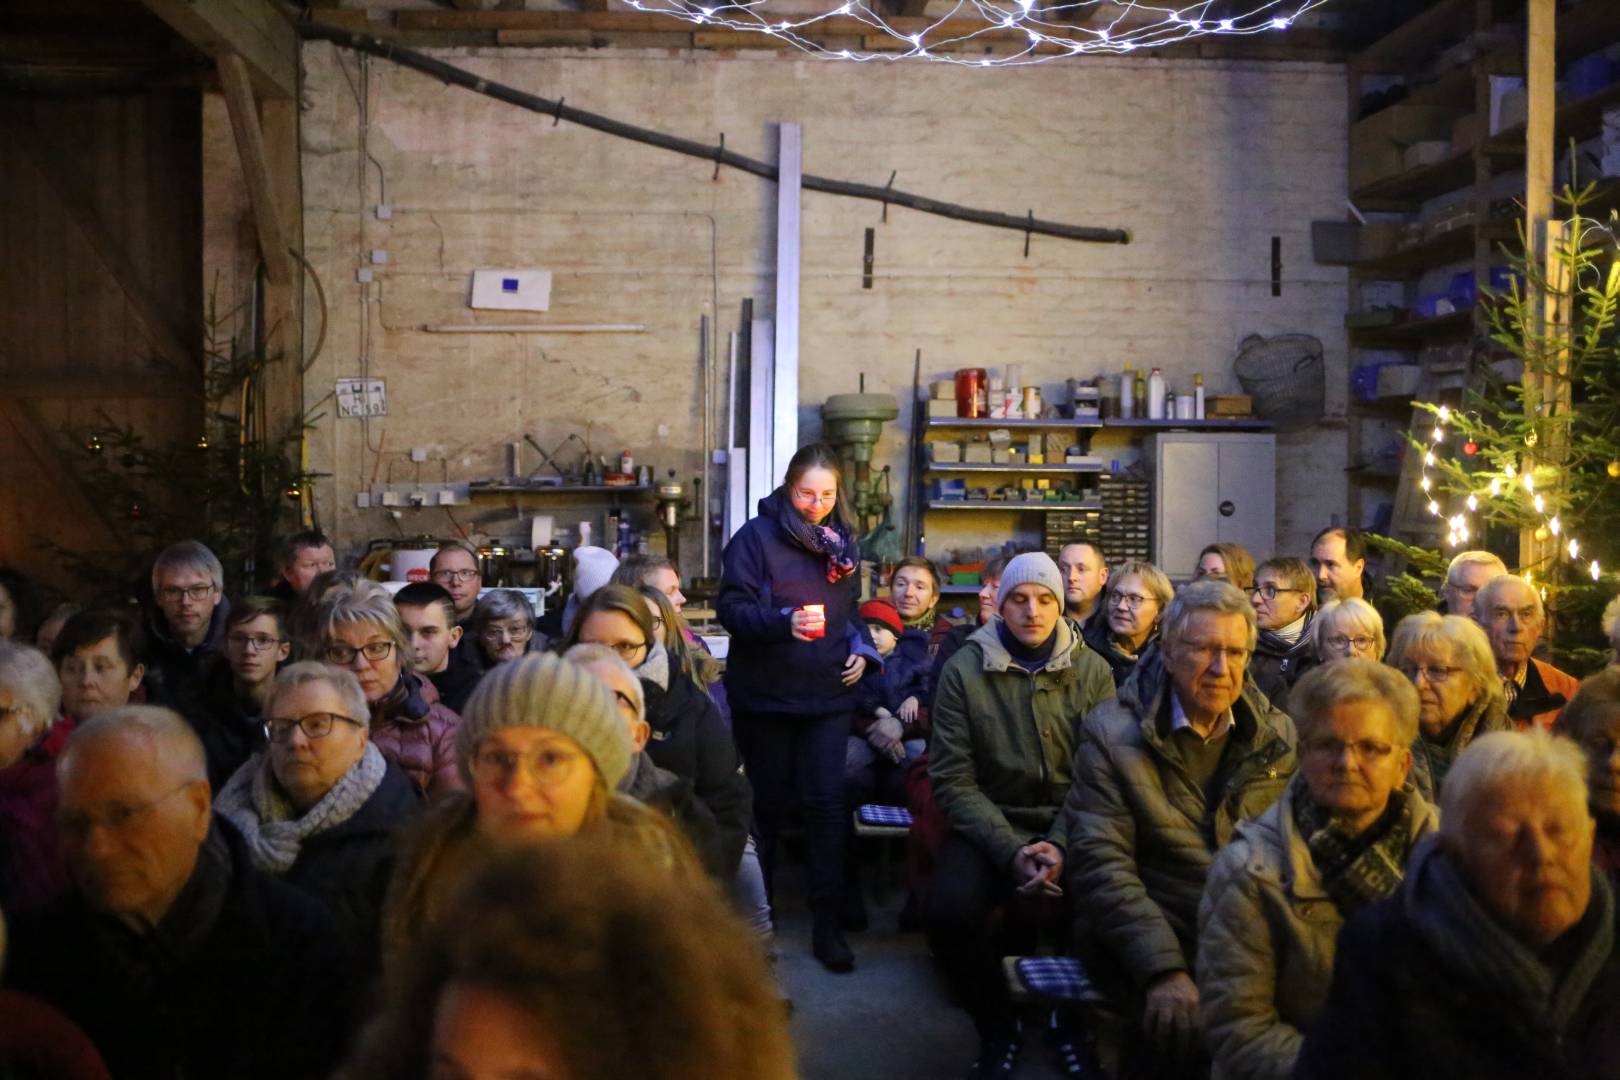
[1520,0,1555,574]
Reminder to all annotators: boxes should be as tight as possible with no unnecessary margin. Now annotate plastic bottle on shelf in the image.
[1195,373,1206,419]
[1147,367,1167,420]
[1133,370,1147,416]
[1120,367,1136,419]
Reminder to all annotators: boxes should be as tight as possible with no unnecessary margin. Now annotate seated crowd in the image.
[1,489,1618,1080]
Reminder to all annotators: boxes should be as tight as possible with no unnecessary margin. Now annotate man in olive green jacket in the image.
[925,552,1115,1076]
[1064,579,1296,1078]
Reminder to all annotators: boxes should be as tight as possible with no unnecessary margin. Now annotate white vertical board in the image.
[748,318,776,515]
[771,123,801,482]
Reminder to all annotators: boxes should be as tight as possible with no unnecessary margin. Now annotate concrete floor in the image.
[772,854,1072,1080]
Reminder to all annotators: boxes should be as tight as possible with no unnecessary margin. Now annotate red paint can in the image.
[955,368,988,418]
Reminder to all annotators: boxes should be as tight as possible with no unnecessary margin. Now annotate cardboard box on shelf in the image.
[1208,394,1253,417]
[1353,104,1456,147]
[963,443,993,464]
[1350,142,1408,191]
[930,440,963,463]
[928,399,959,419]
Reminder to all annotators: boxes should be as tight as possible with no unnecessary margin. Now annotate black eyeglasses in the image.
[263,711,363,742]
[323,641,395,665]
[1249,584,1302,601]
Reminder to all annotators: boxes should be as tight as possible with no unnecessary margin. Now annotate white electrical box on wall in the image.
[1148,432,1276,579]
[469,269,552,312]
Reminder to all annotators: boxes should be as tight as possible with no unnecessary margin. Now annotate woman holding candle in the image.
[717,442,882,973]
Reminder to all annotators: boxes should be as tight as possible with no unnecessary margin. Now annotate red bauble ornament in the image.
[1463,439,1479,456]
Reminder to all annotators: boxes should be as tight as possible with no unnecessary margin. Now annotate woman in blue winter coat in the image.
[717,442,881,973]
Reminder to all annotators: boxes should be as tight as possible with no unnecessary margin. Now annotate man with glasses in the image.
[174,596,291,791]
[1439,549,1506,617]
[1066,579,1296,1076]
[429,541,484,668]
[264,530,337,605]
[6,706,354,1079]
[1473,575,1580,731]
[1248,557,1318,713]
[146,540,231,704]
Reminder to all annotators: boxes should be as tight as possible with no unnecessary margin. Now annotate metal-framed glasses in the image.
[264,711,363,743]
[323,641,395,665]
[1303,737,1395,763]
[479,623,534,644]
[1249,584,1301,601]
[1399,664,1463,685]
[470,744,582,788]
[1108,591,1155,611]
[1323,634,1377,652]
[228,633,286,653]
[431,568,481,584]
[57,781,194,841]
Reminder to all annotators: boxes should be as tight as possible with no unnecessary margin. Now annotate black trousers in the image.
[924,831,1067,1041]
[733,709,849,911]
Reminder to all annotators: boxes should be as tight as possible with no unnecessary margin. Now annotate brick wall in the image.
[295,43,1349,575]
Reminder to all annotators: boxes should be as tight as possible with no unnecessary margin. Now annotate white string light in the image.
[1421,406,1606,584]
[617,0,1330,66]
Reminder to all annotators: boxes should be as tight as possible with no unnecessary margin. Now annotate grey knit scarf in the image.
[638,640,671,691]
[1404,835,1616,1034]
[1293,780,1418,915]
[215,741,388,875]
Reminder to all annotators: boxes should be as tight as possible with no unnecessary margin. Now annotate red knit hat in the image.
[859,598,904,637]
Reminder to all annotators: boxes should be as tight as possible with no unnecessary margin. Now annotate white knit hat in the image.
[572,546,620,604]
[455,652,632,789]
[997,552,1065,610]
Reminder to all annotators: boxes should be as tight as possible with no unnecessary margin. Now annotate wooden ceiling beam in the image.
[138,0,297,98]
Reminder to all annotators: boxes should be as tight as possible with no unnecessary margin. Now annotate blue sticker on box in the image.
[502,278,520,293]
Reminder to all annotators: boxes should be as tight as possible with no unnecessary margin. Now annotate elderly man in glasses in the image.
[5,706,354,1079]
[429,541,485,667]
[1473,575,1580,732]
[145,540,231,704]
[214,661,420,970]
[1065,579,1297,1077]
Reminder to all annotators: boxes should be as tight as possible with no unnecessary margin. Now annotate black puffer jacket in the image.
[1081,609,1157,688]
[641,667,752,879]
[620,753,721,871]
[1247,621,1316,715]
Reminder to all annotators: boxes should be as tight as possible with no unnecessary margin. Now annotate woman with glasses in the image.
[565,585,751,884]
[180,595,291,791]
[215,661,421,964]
[309,583,464,797]
[1386,612,1509,801]
[1083,560,1174,686]
[470,589,540,669]
[1248,557,1319,714]
[382,652,698,964]
[1311,598,1385,662]
[1198,659,1436,1080]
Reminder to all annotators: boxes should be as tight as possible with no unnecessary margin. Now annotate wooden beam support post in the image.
[139,0,297,99]
[0,113,197,376]
[219,52,294,287]
[1520,0,1555,573]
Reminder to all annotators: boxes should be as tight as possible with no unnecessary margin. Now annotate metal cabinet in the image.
[1148,432,1276,579]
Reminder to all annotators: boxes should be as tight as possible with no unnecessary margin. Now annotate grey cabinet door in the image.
[1152,433,1276,579]
[1216,438,1276,558]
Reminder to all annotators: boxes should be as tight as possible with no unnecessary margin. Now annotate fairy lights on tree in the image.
[619,0,1331,66]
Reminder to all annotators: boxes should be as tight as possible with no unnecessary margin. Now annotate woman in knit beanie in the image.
[381,652,698,965]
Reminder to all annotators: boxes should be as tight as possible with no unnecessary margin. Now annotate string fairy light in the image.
[616,0,1331,66]
[1418,405,1606,584]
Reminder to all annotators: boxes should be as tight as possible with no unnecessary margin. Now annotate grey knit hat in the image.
[455,652,632,790]
[997,552,1065,609]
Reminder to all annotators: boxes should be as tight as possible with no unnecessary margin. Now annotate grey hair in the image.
[1160,578,1257,651]
[0,641,62,744]
[63,705,208,785]
[562,642,646,721]
[309,582,413,673]
[1313,598,1387,658]
[1474,574,1543,623]
[1388,611,1503,710]
[1440,729,1589,846]
[1446,549,1507,586]
[151,539,224,592]
[1289,657,1420,747]
[1108,561,1175,612]
[263,661,371,730]
[1602,593,1620,646]
[472,589,536,630]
